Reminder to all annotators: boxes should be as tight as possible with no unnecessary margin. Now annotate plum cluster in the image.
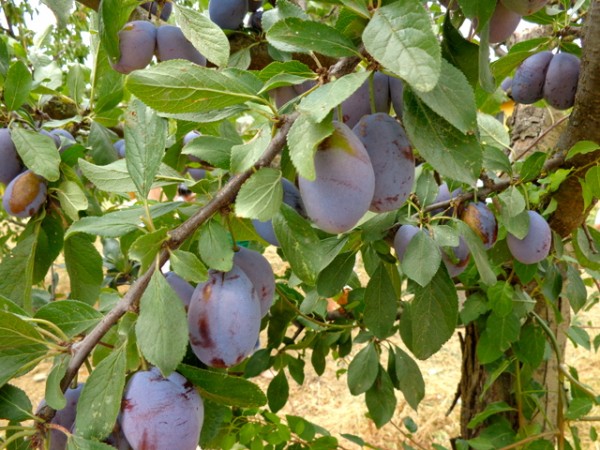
[0,127,72,218]
[113,21,205,74]
[507,51,581,110]
[186,246,274,368]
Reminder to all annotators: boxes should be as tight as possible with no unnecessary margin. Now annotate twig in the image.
[581,223,599,254]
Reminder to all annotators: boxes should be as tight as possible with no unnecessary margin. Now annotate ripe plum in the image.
[141,1,173,20]
[120,367,203,450]
[233,246,275,317]
[393,224,421,262]
[188,267,261,368]
[114,139,126,158]
[298,121,375,234]
[112,21,157,74]
[338,72,391,128]
[507,210,551,264]
[461,202,498,249]
[511,51,553,104]
[2,170,48,218]
[441,236,470,277]
[37,384,84,450]
[0,128,23,186]
[209,0,248,30]
[489,2,521,43]
[49,129,75,152]
[543,52,580,110]
[352,113,414,212]
[155,25,206,66]
[500,0,548,15]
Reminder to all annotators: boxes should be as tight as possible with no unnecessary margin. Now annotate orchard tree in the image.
[1,0,600,449]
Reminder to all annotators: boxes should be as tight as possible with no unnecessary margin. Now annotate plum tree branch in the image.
[37,112,298,423]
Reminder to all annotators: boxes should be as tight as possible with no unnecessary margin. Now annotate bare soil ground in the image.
[5,249,600,449]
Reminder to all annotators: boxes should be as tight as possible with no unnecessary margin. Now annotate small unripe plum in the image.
[489,2,521,43]
[393,224,421,262]
[37,384,84,450]
[338,72,391,128]
[389,76,404,118]
[543,52,580,110]
[155,25,206,66]
[461,202,498,249]
[298,121,375,234]
[2,170,48,218]
[0,128,23,186]
[121,367,203,450]
[507,210,551,264]
[112,20,157,74]
[141,1,173,20]
[209,0,249,30]
[441,236,470,277]
[500,0,548,15]
[352,113,415,212]
[253,177,305,246]
[511,51,553,104]
[188,267,261,368]
[165,271,195,311]
[233,246,275,317]
[114,139,126,158]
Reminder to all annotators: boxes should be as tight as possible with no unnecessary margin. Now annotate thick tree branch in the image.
[549,0,600,237]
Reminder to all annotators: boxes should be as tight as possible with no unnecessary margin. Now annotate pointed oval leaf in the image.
[236,168,283,221]
[347,342,379,395]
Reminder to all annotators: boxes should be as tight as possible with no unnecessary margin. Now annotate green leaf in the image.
[566,140,600,160]
[365,367,396,428]
[441,13,479,87]
[317,252,356,298]
[230,124,272,173]
[66,202,181,238]
[394,347,425,410]
[478,112,510,151]
[177,364,267,407]
[136,271,188,376]
[573,228,600,271]
[75,346,126,440]
[0,310,48,388]
[273,205,322,285]
[401,230,441,287]
[468,402,516,429]
[362,0,440,92]
[236,168,282,221]
[174,4,229,68]
[45,355,70,411]
[129,228,169,273]
[287,113,334,181]
[456,221,496,286]
[477,22,496,93]
[0,233,38,309]
[126,61,261,114]
[347,342,379,395]
[64,235,103,305]
[198,219,234,272]
[124,98,168,198]
[513,323,545,369]
[79,158,182,194]
[404,88,482,185]
[56,181,89,221]
[565,397,594,420]
[267,18,358,57]
[298,71,370,123]
[520,152,548,183]
[11,128,61,182]
[498,186,526,218]
[414,59,477,133]
[364,264,398,339]
[4,60,32,111]
[0,384,33,421]
[67,436,116,450]
[67,63,87,103]
[486,312,521,352]
[267,370,290,413]
[169,250,208,284]
[182,135,236,170]
[563,264,587,313]
[458,0,496,26]
[99,0,139,62]
[585,165,600,198]
[400,270,458,360]
[487,281,514,317]
[35,300,103,337]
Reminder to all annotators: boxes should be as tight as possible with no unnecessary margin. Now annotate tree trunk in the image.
[458,0,600,442]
